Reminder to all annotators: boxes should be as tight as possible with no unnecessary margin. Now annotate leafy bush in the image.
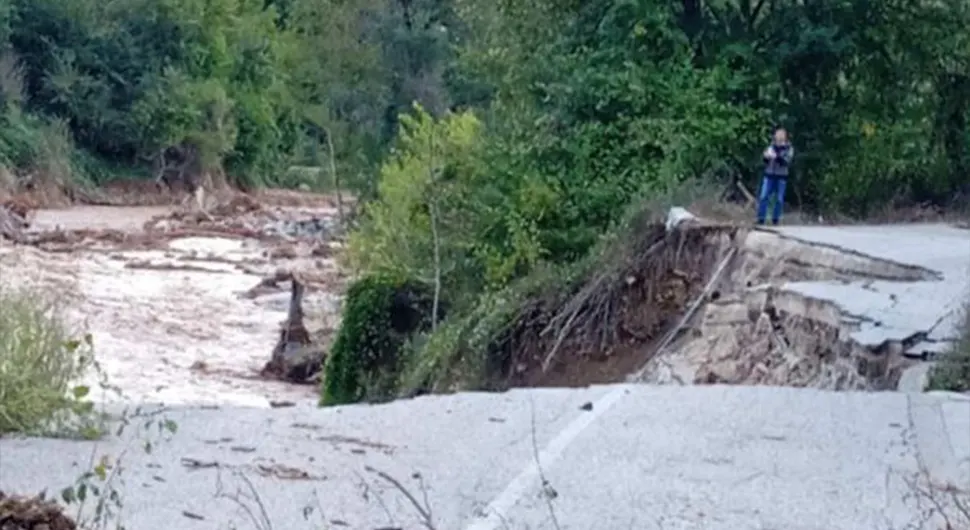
[0,285,97,436]
[346,105,495,295]
[0,52,93,189]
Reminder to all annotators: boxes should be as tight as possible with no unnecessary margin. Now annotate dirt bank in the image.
[508,213,957,392]
[636,228,939,390]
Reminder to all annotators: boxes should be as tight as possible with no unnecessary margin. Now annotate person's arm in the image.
[763,145,776,162]
[777,145,794,166]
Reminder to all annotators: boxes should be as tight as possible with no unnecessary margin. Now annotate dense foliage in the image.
[2,0,969,400]
[1,0,967,204]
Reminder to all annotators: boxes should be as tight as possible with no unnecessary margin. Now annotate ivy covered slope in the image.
[322,275,443,406]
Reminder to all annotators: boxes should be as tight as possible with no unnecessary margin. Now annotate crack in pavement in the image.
[756,229,944,282]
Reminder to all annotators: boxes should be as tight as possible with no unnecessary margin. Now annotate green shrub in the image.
[321,274,441,406]
[0,110,80,181]
[0,285,96,436]
[927,299,970,392]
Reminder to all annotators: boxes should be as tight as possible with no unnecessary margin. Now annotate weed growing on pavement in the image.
[58,406,179,530]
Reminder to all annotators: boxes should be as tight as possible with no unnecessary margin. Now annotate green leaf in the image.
[94,458,108,481]
[163,419,179,434]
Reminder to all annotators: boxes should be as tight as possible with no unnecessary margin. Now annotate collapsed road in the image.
[637,220,970,392]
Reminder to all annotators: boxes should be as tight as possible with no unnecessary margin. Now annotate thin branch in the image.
[354,469,395,524]
[540,305,580,373]
[214,469,273,530]
[364,466,437,530]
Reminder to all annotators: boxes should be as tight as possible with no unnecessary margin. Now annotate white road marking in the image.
[463,384,634,530]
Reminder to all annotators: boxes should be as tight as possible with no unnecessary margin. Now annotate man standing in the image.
[756,127,794,226]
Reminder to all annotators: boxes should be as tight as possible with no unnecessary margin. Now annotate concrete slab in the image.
[776,224,970,348]
[1,386,967,530]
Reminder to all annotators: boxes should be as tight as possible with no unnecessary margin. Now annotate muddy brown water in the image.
[4,205,343,407]
[28,206,171,233]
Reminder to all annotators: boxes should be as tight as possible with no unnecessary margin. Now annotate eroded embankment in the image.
[642,227,941,390]
[511,218,942,391]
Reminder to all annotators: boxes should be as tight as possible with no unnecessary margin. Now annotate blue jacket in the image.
[764,142,794,177]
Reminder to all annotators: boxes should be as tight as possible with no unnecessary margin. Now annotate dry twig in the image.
[529,397,562,530]
[364,466,437,530]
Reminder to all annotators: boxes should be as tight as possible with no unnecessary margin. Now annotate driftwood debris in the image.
[0,202,29,242]
[261,275,326,383]
[0,491,78,530]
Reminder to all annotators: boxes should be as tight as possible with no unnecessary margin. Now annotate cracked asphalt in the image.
[777,223,970,355]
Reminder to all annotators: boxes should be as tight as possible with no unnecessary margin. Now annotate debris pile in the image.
[142,194,343,243]
[0,199,34,242]
[0,491,77,530]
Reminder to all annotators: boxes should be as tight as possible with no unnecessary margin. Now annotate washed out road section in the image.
[777,223,970,351]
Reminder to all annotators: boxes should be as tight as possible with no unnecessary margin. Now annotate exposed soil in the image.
[0,491,77,530]
[506,217,942,391]
[0,186,349,406]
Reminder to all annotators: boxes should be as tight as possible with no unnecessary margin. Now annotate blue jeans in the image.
[756,175,787,225]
